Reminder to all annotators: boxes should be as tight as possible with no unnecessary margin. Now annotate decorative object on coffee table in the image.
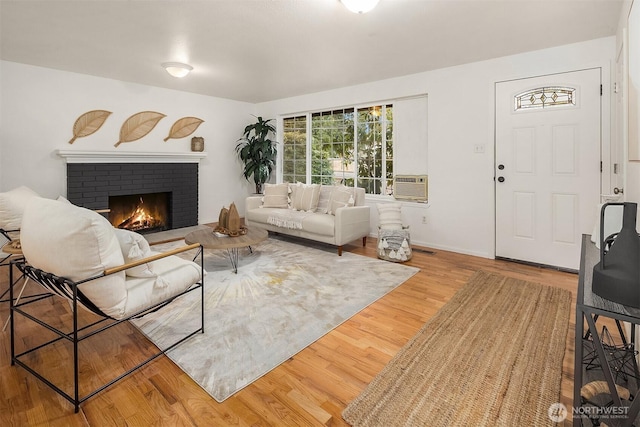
[114,111,166,147]
[213,203,246,237]
[235,116,278,194]
[68,110,112,144]
[163,116,204,142]
[227,203,241,236]
[217,207,229,231]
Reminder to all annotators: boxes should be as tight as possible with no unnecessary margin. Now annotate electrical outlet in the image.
[474,144,485,154]
[422,216,427,224]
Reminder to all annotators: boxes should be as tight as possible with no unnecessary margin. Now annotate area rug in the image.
[130,236,419,402]
[342,270,572,427]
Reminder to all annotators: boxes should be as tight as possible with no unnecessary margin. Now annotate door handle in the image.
[498,177,505,183]
[614,187,624,194]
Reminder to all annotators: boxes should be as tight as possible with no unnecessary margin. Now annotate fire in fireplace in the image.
[109,192,170,233]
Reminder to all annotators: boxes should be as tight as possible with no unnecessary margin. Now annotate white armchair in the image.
[10,197,204,412]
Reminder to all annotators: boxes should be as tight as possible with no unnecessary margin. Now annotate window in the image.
[282,104,393,195]
[282,115,307,184]
[514,87,576,111]
[357,105,393,195]
[311,109,354,186]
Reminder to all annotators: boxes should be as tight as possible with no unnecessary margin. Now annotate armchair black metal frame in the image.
[0,228,16,265]
[1,228,49,331]
[0,228,20,304]
[9,243,205,413]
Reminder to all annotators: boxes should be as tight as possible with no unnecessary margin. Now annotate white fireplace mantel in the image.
[56,149,207,164]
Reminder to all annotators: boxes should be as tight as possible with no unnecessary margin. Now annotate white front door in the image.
[495,69,601,270]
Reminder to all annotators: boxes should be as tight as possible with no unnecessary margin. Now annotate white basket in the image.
[377,227,412,262]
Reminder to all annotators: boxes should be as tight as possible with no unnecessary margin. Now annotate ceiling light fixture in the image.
[340,0,380,14]
[161,62,193,78]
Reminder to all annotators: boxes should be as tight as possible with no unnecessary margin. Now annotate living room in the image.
[1,0,638,426]
[2,1,636,261]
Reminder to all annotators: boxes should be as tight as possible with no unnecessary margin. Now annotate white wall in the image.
[257,37,616,258]
[0,36,619,258]
[0,61,256,224]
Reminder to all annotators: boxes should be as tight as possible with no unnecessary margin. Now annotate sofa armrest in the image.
[246,196,263,211]
[334,205,371,246]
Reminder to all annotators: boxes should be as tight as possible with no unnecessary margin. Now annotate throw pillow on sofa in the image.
[315,185,333,214]
[262,183,289,208]
[291,183,320,212]
[328,186,355,215]
[0,185,40,230]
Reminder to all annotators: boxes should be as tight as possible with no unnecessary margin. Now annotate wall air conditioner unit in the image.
[393,175,428,201]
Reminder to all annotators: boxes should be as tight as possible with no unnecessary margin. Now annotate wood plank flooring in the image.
[0,236,580,426]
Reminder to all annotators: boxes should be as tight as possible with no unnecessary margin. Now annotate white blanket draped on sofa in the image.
[267,210,314,230]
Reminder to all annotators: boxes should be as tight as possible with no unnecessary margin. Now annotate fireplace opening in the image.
[109,192,171,234]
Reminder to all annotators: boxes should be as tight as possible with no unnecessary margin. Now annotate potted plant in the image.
[235,116,278,194]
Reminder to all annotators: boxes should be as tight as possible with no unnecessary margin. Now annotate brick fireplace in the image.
[59,150,206,232]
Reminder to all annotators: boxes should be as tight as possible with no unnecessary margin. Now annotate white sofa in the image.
[245,184,370,255]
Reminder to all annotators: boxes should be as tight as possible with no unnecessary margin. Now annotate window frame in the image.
[279,102,395,198]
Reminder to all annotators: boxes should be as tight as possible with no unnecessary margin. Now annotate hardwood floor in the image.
[0,237,580,426]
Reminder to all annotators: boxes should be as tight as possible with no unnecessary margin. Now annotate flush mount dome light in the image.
[161,62,193,78]
[340,0,380,14]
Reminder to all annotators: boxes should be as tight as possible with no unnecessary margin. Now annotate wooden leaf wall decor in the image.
[114,111,166,147]
[163,117,204,141]
[68,110,112,144]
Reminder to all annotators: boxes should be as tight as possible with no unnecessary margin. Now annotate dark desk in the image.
[574,234,640,426]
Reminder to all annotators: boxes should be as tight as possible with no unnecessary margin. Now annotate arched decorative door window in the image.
[514,87,576,111]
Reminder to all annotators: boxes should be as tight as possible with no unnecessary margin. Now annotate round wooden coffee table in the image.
[184,227,268,274]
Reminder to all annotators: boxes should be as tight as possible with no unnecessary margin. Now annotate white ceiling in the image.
[0,0,623,103]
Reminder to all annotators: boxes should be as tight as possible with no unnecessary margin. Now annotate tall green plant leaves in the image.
[236,117,278,192]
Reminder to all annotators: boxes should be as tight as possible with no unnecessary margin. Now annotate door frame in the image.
[492,66,611,264]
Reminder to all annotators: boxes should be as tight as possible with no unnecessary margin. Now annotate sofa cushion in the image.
[123,252,201,316]
[328,186,355,215]
[21,197,127,318]
[291,183,320,212]
[0,186,40,230]
[262,183,289,208]
[247,206,282,224]
[302,213,335,237]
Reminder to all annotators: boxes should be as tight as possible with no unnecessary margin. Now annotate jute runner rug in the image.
[343,270,572,427]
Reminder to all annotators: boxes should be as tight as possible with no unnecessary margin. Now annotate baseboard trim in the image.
[495,256,578,274]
